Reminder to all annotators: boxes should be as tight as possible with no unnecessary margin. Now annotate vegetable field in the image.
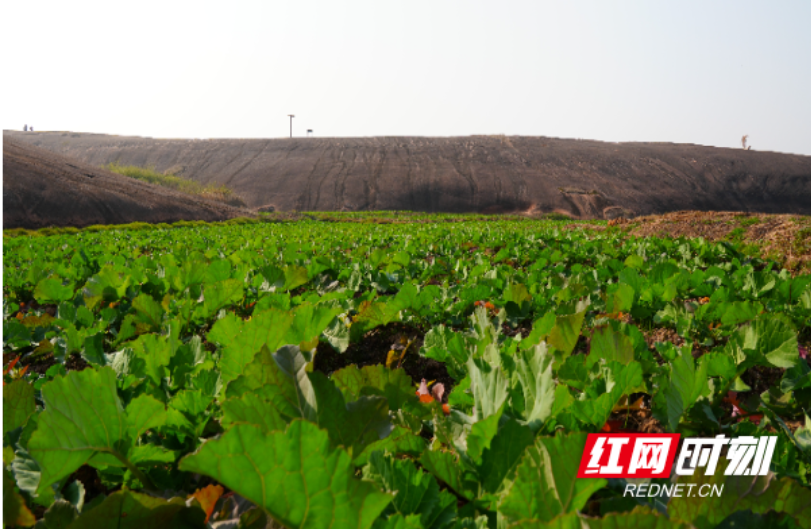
[3,214,811,528]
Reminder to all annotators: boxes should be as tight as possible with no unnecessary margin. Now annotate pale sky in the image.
[2,1,810,155]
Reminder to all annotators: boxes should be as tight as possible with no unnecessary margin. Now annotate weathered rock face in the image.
[7,131,811,218]
[3,136,253,229]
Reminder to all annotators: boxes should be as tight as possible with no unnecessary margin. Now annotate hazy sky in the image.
[3,1,810,155]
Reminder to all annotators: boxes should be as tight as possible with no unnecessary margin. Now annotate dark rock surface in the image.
[7,131,811,218]
[3,135,253,229]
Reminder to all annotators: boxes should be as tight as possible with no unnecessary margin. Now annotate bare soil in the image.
[3,135,254,229]
[7,130,811,218]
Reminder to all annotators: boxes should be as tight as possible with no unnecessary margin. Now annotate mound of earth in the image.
[627,210,811,270]
[564,210,810,273]
[2,136,253,229]
[6,131,811,218]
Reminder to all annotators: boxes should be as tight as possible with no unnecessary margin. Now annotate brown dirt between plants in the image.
[313,322,456,394]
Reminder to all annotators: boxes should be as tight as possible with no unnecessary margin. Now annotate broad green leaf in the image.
[34,277,74,303]
[61,479,85,513]
[704,353,736,381]
[469,306,500,356]
[548,309,586,360]
[125,394,167,442]
[211,308,296,385]
[221,392,288,433]
[129,293,164,333]
[512,343,556,431]
[606,283,635,314]
[391,282,419,312]
[128,445,177,465]
[82,266,131,308]
[392,251,412,267]
[284,265,310,290]
[499,432,607,524]
[649,262,680,284]
[11,446,55,507]
[287,302,342,348]
[589,325,634,367]
[129,332,176,386]
[790,411,811,456]
[3,379,36,435]
[259,264,286,290]
[669,463,811,529]
[363,452,457,529]
[660,345,709,431]
[419,450,474,500]
[65,490,204,528]
[478,418,535,494]
[570,362,643,427]
[374,514,425,529]
[421,325,471,379]
[468,358,510,422]
[308,372,391,456]
[28,367,126,494]
[3,320,31,349]
[351,301,402,342]
[504,283,531,306]
[197,279,244,319]
[206,258,232,283]
[179,421,391,529]
[324,316,351,353]
[9,415,59,507]
[353,427,427,467]
[370,248,387,269]
[466,409,502,468]
[569,393,615,428]
[170,389,213,419]
[3,468,36,527]
[725,314,799,369]
[226,345,311,422]
[227,344,387,455]
[720,301,763,327]
[332,364,418,411]
[520,312,556,351]
[43,498,78,529]
[624,255,645,269]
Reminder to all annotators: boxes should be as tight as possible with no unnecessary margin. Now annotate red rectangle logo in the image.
[577,433,681,478]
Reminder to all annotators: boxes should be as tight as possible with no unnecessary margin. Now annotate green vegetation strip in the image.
[105,162,243,206]
[3,216,810,527]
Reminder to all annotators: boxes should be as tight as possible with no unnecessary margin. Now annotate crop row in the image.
[3,218,811,527]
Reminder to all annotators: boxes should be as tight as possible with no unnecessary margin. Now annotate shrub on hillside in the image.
[105,163,246,207]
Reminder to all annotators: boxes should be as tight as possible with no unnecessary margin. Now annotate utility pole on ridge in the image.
[288,114,295,138]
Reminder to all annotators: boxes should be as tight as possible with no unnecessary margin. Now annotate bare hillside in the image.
[3,136,253,229]
[7,131,811,218]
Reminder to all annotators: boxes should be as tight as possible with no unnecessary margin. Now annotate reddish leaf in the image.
[189,484,225,523]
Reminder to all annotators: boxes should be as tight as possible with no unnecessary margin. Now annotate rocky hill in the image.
[3,135,253,229]
[6,131,811,218]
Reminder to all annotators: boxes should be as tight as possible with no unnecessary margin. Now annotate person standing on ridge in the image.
[23,125,28,131]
